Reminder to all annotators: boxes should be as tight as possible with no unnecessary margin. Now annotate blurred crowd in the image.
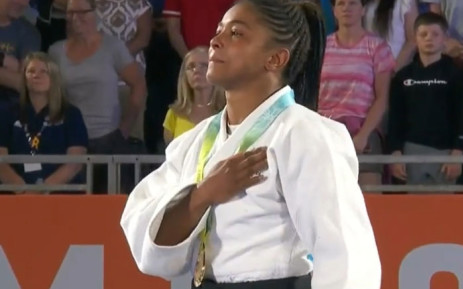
[0,0,462,194]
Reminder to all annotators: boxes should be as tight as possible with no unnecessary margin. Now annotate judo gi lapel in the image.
[203,86,293,176]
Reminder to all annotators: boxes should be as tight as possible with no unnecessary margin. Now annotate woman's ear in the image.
[264,48,290,72]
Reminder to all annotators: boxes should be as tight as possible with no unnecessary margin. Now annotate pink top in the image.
[318,33,395,120]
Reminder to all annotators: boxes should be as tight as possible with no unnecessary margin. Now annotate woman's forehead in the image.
[220,2,259,27]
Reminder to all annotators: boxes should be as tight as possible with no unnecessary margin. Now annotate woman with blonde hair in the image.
[163,46,225,144]
[0,52,88,194]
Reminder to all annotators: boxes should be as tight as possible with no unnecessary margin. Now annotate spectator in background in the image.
[49,0,146,193]
[0,52,87,194]
[0,0,41,108]
[36,0,67,52]
[96,0,152,146]
[311,0,336,35]
[319,0,395,187]
[163,46,224,145]
[162,0,235,59]
[387,13,463,189]
[144,10,180,154]
[423,0,463,65]
[364,0,419,71]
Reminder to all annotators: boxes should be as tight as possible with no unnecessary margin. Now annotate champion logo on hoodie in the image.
[403,79,448,86]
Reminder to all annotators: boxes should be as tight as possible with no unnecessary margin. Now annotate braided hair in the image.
[239,0,326,110]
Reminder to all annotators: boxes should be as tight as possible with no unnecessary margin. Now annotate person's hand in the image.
[445,38,463,59]
[441,150,463,180]
[11,177,26,195]
[118,127,130,140]
[389,151,407,181]
[3,54,20,71]
[353,133,369,153]
[196,147,268,206]
[441,164,461,180]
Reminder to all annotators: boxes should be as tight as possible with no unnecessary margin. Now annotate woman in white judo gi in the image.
[121,0,381,288]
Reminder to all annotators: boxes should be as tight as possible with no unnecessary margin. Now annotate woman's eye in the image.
[231,30,242,37]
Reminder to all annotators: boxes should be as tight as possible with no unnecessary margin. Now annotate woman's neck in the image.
[29,93,48,113]
[225,78,283,125]
[193,87,213,107]
[70,31,101,46]
[337,25,366,45]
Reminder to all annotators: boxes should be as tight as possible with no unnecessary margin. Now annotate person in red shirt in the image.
[163,0,235,58]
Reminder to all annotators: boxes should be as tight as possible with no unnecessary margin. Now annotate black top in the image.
[387,55,463,152]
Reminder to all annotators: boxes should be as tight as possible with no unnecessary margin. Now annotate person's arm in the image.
[429,2,441,14]
[166,17,188,58]
[0,52,21,91]
[113,39,147,138]
[164,129,174,145]
[163,108,176,145]
[429,2,463,59]
[394,0,418,71]
[0,148,25,186]
[354,69,392,152]
[119,62,147,138]
[358,71,391,137]
[0,68,21,91]
[0,108,24,187]
[387,73,407,154]
[355,42,395,152]
[0,24,41,91]
[126,7,152,56]
[450,70,463,152]
[278,119,381,289]
[387,72,408,180]
[155,146,267,245]
[2,54,20,71]
[120,123,210,278]
[439,69,463,180]
[44,146,87,185]
[163,0,187,57]
[44,106,88,184]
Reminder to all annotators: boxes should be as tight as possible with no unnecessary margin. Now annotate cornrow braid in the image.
[240,0,326,110]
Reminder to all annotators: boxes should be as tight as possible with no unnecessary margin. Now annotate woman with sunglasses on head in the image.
[121,1,381,288]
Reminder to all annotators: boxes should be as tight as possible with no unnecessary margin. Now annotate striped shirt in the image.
[318,33,395,120]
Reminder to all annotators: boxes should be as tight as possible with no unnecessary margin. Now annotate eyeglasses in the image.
[185,63,208,72]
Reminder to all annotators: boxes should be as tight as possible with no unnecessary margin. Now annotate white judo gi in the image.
[121,86,381,289]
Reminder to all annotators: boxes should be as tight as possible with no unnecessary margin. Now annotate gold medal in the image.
[193,245,206,287]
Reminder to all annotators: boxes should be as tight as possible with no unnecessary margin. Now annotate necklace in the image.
[194,91,214,108]
[194,100,213,108]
